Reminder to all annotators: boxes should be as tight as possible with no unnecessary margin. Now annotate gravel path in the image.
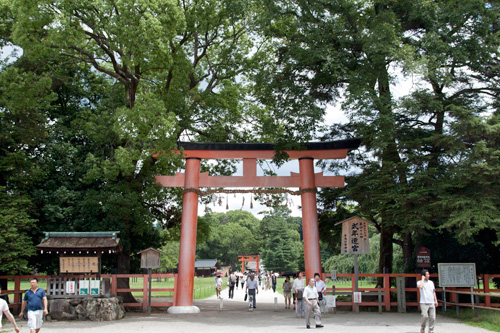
[7,284,492,333]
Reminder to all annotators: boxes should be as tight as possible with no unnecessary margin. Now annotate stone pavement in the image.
[7,284,493,333]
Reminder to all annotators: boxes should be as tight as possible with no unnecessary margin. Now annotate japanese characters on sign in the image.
[65,281,76,294]
[341,218,370,255]
[60,257,98,273]
[438,263,477,287]
[416,247,431,268]
[79,280,89,295]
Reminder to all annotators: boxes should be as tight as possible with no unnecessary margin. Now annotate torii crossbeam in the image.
[156,140,360,313]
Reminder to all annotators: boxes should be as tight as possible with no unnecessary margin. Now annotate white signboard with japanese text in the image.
[325,295,336,308]
[353,292,362,303]
[438,263,476,287]
[90,280,100,295]
[79,280,89,295]
[65,281,76,294]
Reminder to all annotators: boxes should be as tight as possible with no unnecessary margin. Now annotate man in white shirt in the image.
[417,269,438,333]
[303,278,323,329]
[246,274,259,308]
[0,285,20,333]
[292,272,305,317]
[314,273,327,313]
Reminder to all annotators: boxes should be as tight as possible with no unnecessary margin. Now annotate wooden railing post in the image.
[484,274,491,307]
[416,275,421,311]
[14,276,21,314]
[384,274,391,312]
[111,274,117,296]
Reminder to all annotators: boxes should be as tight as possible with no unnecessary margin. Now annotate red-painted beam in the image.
[156,173,344,188]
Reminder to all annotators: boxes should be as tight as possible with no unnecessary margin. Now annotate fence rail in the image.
[0,273,176,313]
[3,273,500,314]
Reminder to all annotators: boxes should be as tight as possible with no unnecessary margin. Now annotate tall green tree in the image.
[258,0,500,274]
[259,207,302,272]
[197,211,261,269]
[6,0,266,301]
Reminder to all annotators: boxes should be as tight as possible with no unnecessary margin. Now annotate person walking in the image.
[283,276,292,309]
[215,275,223,299]
[236,274,240,290]
[291,274,297,310]
[0,285,20,332]
[19,277,48,333]
[314,273,327,313]
[271,273,277,293]
[228,272,236,299]
[246,273,259,309]
[304,278,323,329]
[293,271,305,318]
[417,269,438,333]
[240,274,246,289]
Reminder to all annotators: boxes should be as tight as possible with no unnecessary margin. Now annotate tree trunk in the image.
[402,232,414,273]
[378,224,394,286]
[125,79,139,108]
[117,252,138,304]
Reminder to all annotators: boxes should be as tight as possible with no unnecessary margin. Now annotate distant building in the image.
[194,259,220,277]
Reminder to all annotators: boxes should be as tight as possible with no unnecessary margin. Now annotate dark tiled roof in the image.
[36,232,121,252]
[194,259,218,268]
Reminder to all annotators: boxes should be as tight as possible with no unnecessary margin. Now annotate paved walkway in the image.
[7,285,493,333]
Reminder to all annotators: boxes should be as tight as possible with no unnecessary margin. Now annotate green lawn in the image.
[443,308,500,332]
[129,276,226,299]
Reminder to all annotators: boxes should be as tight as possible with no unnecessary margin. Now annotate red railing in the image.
[0,273,176,313]
[3,273,500,313]
[323,273,500,312]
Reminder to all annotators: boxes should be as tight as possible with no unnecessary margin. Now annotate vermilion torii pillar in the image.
[156,140,359,314]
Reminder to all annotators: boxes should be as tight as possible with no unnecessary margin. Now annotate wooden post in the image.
[351,272,356,312]
[14,276,21,314]
[384,274,391,312]
[111,274,117,296]
[378,285,382,314]
[353,254,359,313]
[148,269,152,315]
[442,287,446,313]
[484,274,491,307]
[143,273,148,313]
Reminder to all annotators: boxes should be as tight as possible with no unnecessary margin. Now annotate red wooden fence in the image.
[0,273,176,313]
[2,273,500,313]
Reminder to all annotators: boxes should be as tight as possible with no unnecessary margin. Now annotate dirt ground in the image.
[6,286,492,333]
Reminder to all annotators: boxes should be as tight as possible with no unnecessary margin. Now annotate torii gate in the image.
[156,140,360,313]
[238,254,261,274]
